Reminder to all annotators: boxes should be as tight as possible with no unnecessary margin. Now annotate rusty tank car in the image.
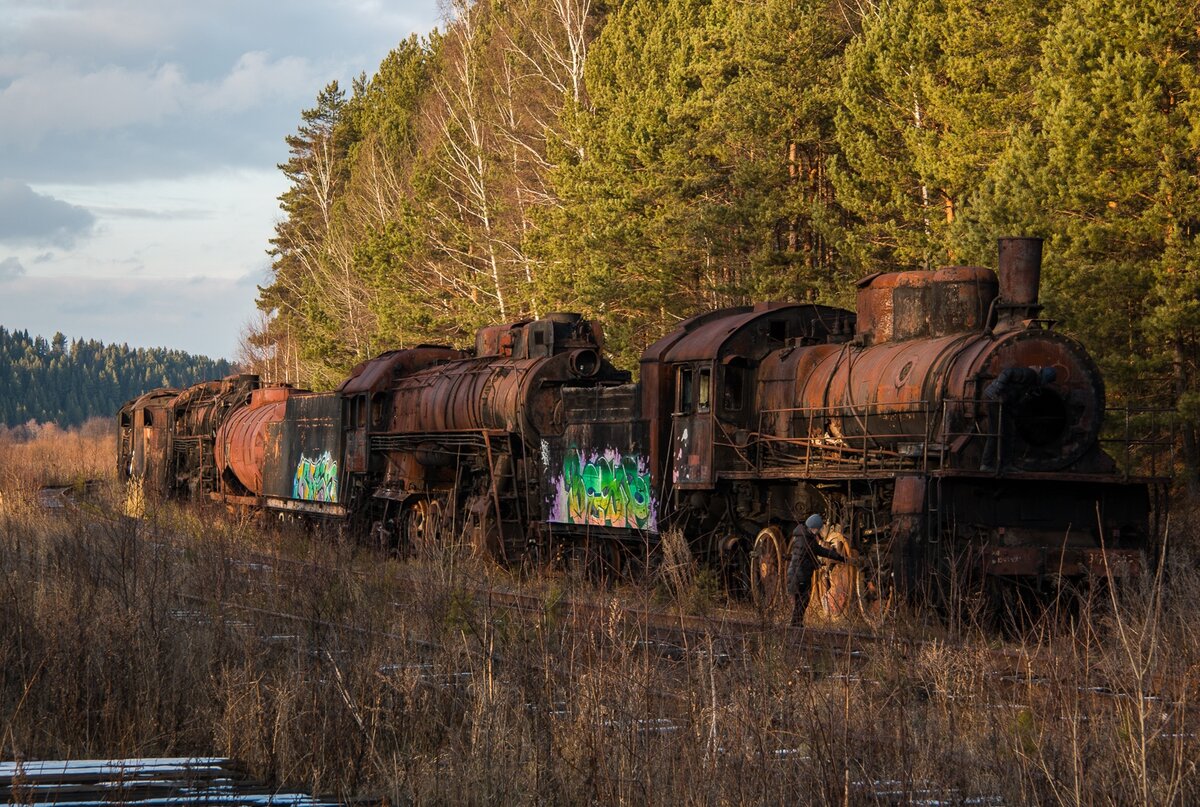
[118,237,1165,622]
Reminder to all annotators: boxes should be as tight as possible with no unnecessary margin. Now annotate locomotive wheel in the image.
[812,530,852,619]
[403,499,437,557]
[855,542,895,626]
[567,539,624,583]
[750,526,786,612]
[469,506,504,560]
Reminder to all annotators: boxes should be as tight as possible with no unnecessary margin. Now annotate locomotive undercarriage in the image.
[368,431,546,563]
[664,467,1156,627]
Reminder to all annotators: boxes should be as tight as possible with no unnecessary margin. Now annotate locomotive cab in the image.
[643,303,856,492]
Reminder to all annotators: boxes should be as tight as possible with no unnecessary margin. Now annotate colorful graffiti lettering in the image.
[548,448,657,531]
[293,451,339,502]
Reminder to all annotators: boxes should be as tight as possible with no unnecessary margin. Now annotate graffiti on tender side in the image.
[293,451,339,502]
[549,448,657,531]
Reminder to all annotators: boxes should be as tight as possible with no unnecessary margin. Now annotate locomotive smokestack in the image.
[997,237,1043,307]
[995,237,1044,328]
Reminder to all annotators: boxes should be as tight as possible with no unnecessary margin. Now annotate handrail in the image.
[746,398,1174,478]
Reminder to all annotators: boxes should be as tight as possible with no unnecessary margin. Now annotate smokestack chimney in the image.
[995,236,1043,328]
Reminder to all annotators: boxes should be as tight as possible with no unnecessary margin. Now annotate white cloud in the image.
[0,0,442,182]
[198,52,328,115]
[28,169,284,281]
[0,63,187,146]
[0,0,441,356]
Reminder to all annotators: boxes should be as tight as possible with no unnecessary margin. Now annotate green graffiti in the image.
[294,450,339,502]
[550,449,656,530]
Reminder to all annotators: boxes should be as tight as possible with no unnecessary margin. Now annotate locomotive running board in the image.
[263,496,348,518]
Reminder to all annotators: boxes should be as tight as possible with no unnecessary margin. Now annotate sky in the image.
[0,0,442,361]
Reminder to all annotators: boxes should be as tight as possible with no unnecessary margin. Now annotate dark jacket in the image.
[786,528,846,595]
[983,367,1040,403]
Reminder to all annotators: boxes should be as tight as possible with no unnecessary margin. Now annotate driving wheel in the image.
[750,525,786,611]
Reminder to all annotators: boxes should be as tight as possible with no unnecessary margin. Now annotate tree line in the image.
[0,328,234,428]
[247,0,1199,481]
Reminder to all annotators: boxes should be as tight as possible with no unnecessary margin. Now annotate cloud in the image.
[0,0,442,183]
[0,63,186,146]
[0,180,95,247]
[0,273,258,358]
[0,256,25,281]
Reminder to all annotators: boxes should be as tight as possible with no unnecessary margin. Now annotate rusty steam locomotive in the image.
[119,238,1165,616]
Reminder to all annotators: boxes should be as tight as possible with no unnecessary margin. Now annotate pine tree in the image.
[960,0,1200,484]
[0,327,233,427]
[537,0,854,367]
[832,0,1055,270]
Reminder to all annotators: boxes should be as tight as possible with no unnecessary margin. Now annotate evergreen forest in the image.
[0,328,234,428]
[247,0,1200,482]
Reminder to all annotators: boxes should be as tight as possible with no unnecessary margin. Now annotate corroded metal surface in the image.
[997,236,1044,308]
[214,386,297,496]
[117,388,178,492]
[855,265,997,345]
[337,346,468,395]
[387,317,624,439]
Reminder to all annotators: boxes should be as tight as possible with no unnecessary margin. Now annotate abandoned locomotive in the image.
[119,237,1164,616]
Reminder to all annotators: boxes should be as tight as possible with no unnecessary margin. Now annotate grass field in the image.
[1,423,1196,804]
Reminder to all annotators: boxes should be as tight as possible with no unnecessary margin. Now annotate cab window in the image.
[722,363,745,412]
[371,392,387,428]
[677,366,694,413]
[697,367,712,413]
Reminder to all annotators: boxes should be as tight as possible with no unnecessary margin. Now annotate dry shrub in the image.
[0,418,114,494]
[1,421,1197,804]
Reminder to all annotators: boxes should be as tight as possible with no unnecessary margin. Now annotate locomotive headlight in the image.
[569,348,600,377]
[1014,387,1069,447]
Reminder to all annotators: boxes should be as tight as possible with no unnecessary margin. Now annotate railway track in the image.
[38,482,1200,728]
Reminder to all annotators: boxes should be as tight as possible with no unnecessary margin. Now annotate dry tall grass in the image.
[1,426,1196,804]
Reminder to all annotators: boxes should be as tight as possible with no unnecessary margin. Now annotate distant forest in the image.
[245,0,1198,478]
[0,327,234,428]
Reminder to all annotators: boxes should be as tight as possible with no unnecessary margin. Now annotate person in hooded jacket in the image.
[787,514,848,627]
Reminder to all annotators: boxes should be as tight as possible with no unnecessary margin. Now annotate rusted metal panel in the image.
[544,385,658,533]
[931,266,998,335]
[935,477,1151,565]
[855,266,997,344]
[672,411,712,487]
[118,389,178,492]
[982,547,1141,577]
[892,475,926,515]
[261,393,342,504]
